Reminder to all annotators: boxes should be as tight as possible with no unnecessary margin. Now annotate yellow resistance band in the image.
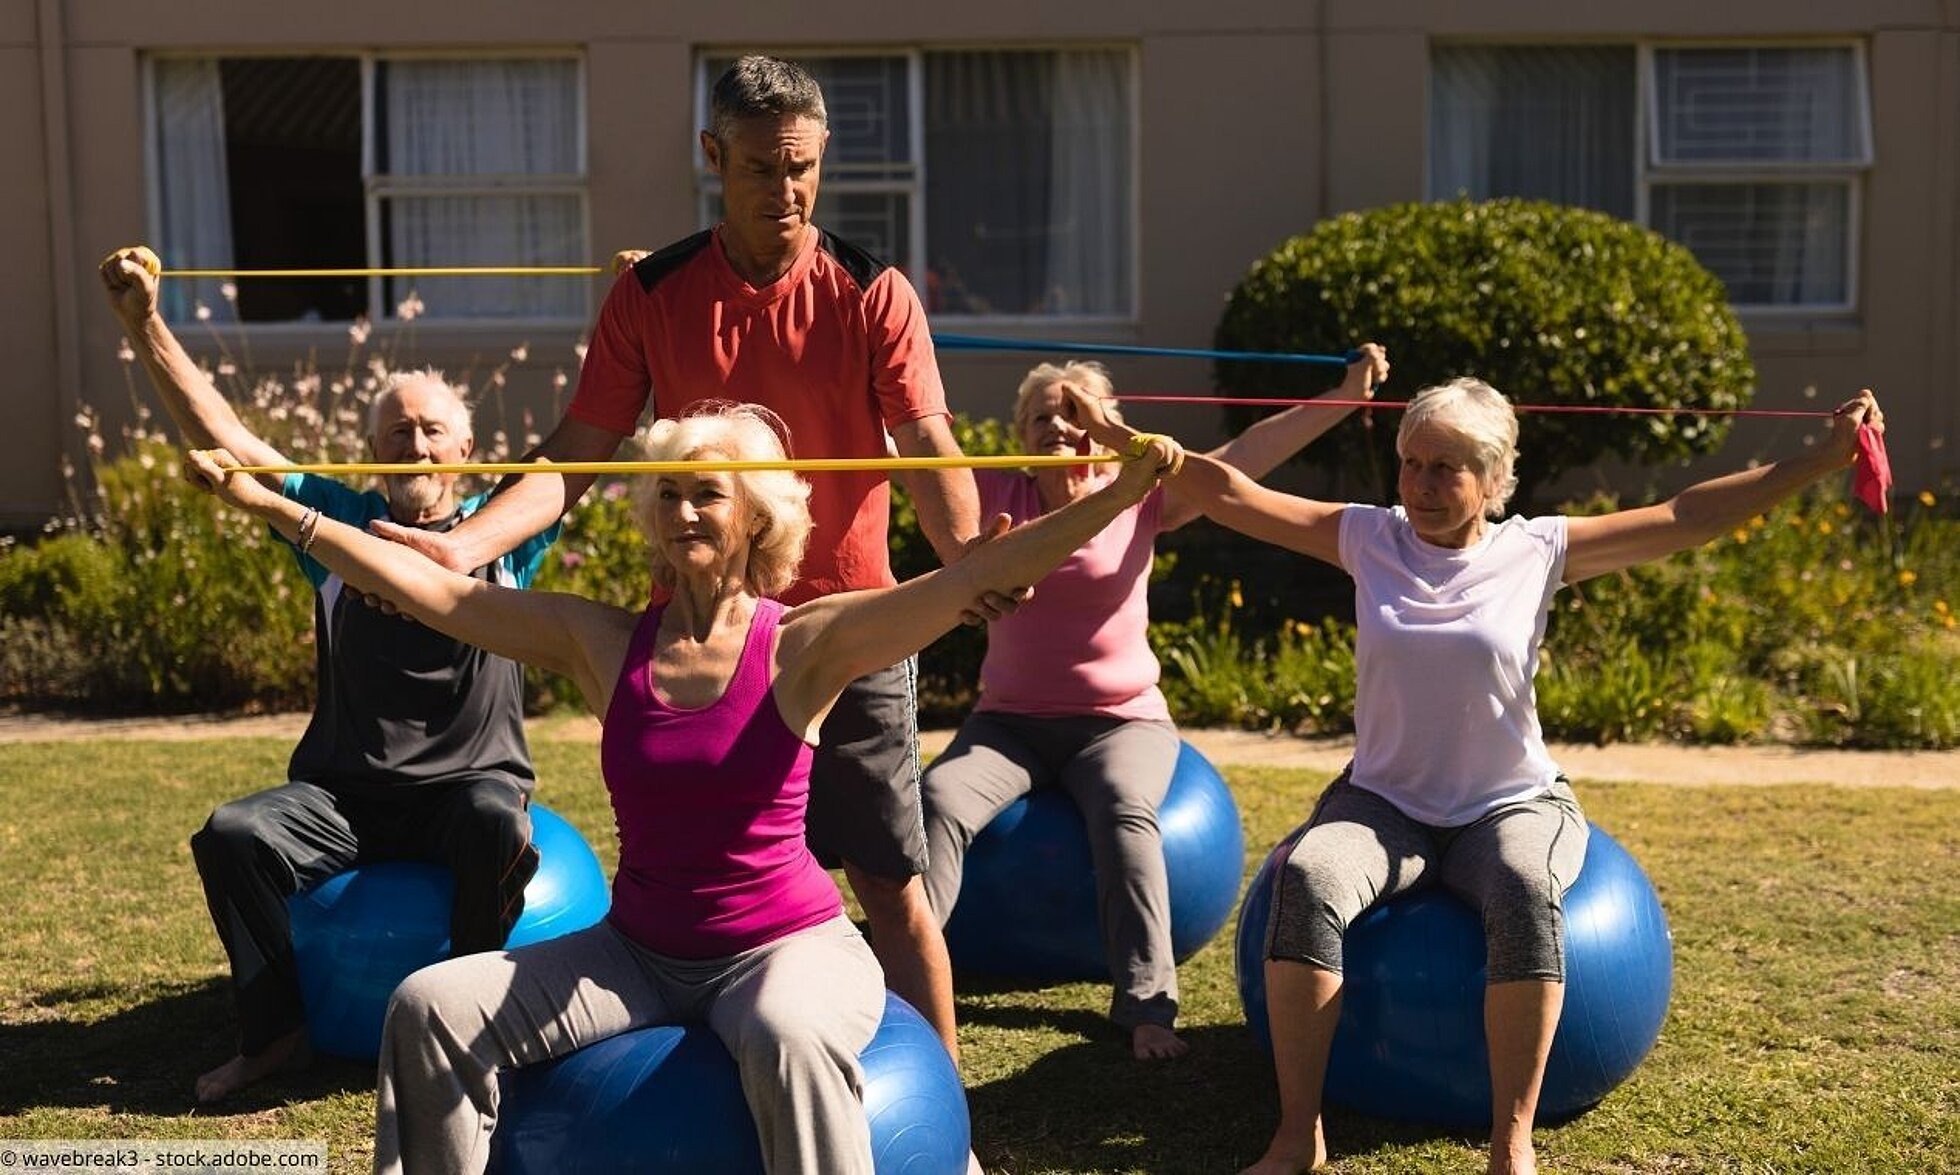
[166,266,606,279]
[229,454,1123,478]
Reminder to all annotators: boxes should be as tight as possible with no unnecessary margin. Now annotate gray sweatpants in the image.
[373,915,885,1175]
[1265,774,1587,983]
[921,711,1181,1029]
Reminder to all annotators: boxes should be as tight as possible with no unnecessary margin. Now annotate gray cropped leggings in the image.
[373,915,885,1175]
[1265,774,1587,983]
[921,712,1181,1030]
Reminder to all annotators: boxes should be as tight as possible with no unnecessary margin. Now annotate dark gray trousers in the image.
[190,778,536,1055]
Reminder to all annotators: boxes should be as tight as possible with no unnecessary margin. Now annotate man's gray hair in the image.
[710,55,828,143]
[368,368,473,440]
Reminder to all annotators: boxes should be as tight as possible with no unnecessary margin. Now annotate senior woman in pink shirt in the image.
[920,347,1386,1059]
[183,401,1182,1175]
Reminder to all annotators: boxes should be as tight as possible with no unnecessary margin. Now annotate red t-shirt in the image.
[571,226,949,603]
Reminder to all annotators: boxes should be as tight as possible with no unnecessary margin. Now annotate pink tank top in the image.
[599,597,842,958]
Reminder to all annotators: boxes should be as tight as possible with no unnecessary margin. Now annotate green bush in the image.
[1213,198,1757,508]
[1151,580,1357,734]
[0,439,316,710]
[0,334,546,713]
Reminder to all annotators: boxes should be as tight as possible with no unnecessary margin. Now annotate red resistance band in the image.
[1110,395,1892,514]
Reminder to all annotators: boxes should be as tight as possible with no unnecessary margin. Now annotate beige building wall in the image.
[8,0,1956,526]
[5,4,64,523]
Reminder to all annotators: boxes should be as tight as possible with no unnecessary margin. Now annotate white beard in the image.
[384,472,448,518]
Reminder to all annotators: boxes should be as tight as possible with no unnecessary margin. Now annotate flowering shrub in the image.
[0,301,561,712]
[4,296,1953,748]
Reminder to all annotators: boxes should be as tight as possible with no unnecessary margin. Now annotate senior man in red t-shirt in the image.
[381,55,999,1062]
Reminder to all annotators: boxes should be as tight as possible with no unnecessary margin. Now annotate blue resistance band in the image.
[931,333,1358,367]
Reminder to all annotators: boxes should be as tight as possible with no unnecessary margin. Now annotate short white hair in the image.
[630,401,814,598]
[367,368,473,441]
[1010,361,1127,449]
[1398,377,1520,517]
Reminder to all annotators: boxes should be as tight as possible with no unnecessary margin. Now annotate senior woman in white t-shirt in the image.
[1064,376,1883,1175]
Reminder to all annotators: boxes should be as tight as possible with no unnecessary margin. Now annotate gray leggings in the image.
[1265,775,1587,983]
[921,711,1181,1029]
[373,915,885,1175]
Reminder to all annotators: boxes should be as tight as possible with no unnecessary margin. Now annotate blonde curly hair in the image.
[630,402,813,597]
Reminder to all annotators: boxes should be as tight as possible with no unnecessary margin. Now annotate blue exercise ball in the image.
[289,803,610,1060]
[489,991,970,1175]
[1235,820,1671,1126]
[943,741,1243,981]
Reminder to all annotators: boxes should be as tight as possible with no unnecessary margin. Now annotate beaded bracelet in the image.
[296,507,322,556]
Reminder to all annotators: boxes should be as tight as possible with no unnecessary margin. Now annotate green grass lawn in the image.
[1,738,1954,1173]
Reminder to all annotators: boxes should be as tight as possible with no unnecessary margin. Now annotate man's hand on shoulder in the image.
[369,519,479,575]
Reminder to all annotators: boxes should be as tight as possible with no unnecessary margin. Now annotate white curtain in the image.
[154,59,235,322]
[1651,47,1864,165]
[383,60,583,318]
[1429,46,1637,219]
[1044,51,1131,317]
[925,50,1132,317]
[1649,182,1849,306]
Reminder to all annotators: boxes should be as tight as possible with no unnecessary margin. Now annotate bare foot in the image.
[194,1027,311,1103]
[1239,1120,1326,1174]
[1131,1023,1189,1060]
[1488,1133,1537,1175]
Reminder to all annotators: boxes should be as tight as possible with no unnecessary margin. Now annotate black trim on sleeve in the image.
[816,229,892,292]
[631,231,716,292]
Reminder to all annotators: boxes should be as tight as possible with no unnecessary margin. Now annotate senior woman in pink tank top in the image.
[919,347,1386,1060]
[182,402,1182,1175]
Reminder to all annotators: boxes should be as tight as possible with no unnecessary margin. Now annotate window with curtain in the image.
[1646,47,1868,308]
[1428,42,1871,311]
[150,54,587,325]
[697,48,1135,320]
[1429,46,1637,219]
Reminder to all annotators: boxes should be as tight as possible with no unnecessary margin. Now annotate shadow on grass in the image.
[0,978,371,1117]
[959,1007,1473,1174]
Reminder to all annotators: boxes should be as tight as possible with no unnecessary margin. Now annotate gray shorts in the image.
[804,657,926,880]
[1265,772,1588,983]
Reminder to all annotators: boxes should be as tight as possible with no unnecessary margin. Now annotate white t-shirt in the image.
[1338,504,1568,826]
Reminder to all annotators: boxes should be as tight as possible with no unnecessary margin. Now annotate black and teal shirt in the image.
[277,473,561,799]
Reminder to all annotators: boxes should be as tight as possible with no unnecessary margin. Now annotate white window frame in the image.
[1637,40,1870,317]
[692,44,1142,327]
[1424,38,1871,316]
[143,48,592,332]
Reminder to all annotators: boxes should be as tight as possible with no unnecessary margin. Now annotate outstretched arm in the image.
[1062,384,1346,565]
[98,247,287,484]
[771,435,1183,736]
[185,449,628,709]
[1563,390,1883,584]
[1160,343,1387,530]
